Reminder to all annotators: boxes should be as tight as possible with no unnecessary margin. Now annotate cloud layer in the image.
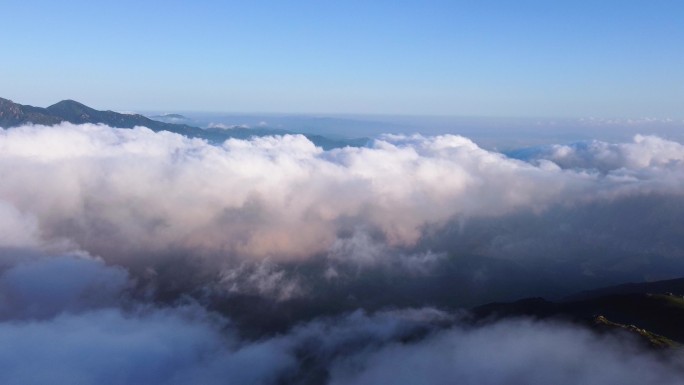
[2,124,682,264]
[1,124,684,291]
[2,123,684,383]
[2,268,683,385]
[329,318,684,385]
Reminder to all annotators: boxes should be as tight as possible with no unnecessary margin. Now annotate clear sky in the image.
[2,0,683,118]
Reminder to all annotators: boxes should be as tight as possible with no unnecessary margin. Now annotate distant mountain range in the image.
[0,97,368,149]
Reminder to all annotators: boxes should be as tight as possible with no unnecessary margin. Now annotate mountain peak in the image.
[46,99,94,113]
[49,99,86,108]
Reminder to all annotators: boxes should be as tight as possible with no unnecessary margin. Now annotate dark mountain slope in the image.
[472,278,684,347]
[563,277,684,301]
[0,97,62,126]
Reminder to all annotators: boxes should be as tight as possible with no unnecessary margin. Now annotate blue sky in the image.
[2,0,683,117]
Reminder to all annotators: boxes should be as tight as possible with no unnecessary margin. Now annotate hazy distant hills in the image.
[0,97,368,149]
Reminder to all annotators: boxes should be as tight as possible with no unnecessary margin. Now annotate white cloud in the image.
[329,319,684,385]
[2,124,684,304]
[3,123,684,383]
[0,201,41,250]
[207,122,250,129]
[1,299,682,385]
[526,135,684,173]
[0,306,295,385]
[1,124,684,268]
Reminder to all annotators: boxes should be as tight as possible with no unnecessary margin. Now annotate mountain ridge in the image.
[0,97,202,133]
[0,97,368,149]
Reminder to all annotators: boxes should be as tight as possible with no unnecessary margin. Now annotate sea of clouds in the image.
[2,123,684,384]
